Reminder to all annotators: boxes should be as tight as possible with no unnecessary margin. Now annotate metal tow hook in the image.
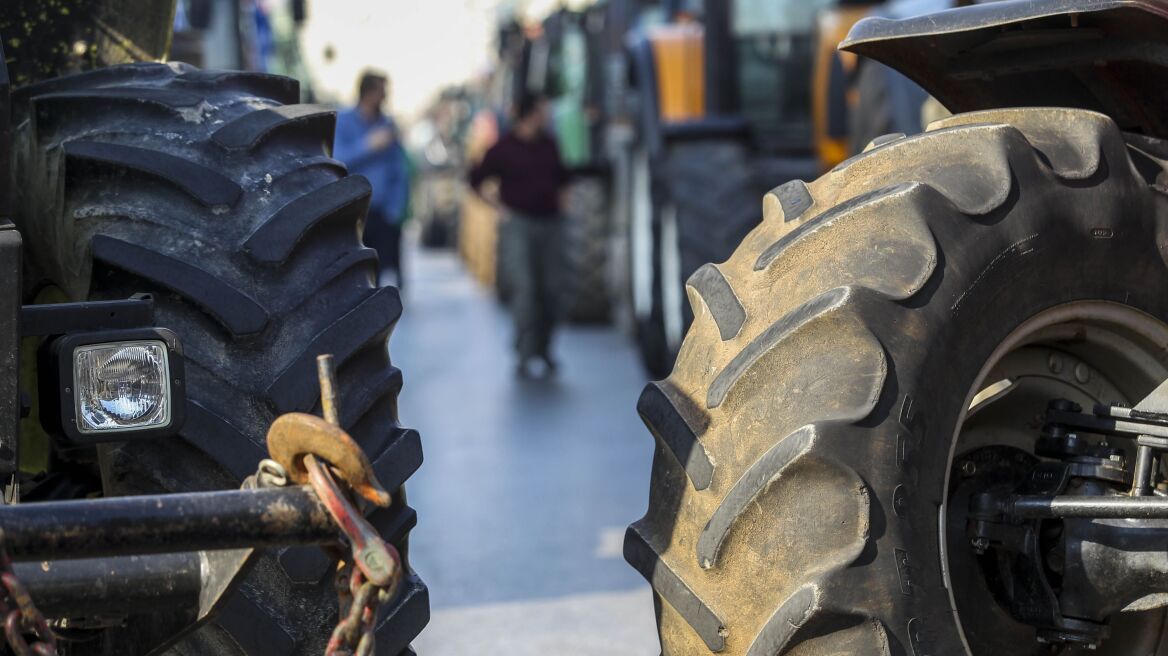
[267,410,397,587]
[266,355,399,581]
[266,413,391,507]
[304,454,398,587]
[266,354,403,654]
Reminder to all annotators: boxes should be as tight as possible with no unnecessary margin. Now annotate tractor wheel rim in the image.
[940,301,1168,654]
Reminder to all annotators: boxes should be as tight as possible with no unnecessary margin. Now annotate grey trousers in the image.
[500,212,564,360]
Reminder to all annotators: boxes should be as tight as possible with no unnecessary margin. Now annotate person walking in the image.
[470,94,569,378]
[334,70,410,289]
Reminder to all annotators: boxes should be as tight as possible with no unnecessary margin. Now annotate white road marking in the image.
[413,587,660,655]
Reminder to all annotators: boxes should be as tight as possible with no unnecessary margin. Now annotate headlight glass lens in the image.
[74,341,170,432]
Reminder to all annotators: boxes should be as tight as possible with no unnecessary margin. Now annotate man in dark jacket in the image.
[469,94,569,377]
[334,71,410,289]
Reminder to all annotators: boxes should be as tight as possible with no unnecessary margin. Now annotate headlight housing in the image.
[42,328,185,444]
[74,340,171,433]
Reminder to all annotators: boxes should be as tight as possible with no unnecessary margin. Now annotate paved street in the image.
[390,242,659,655]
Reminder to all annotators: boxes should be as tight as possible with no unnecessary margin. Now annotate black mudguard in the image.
[841,0,1168,138]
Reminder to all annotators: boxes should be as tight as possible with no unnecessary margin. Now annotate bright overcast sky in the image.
[300,0,514,119]
[299,0,594,118]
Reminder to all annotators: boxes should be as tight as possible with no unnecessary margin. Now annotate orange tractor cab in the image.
[611,0,881,376]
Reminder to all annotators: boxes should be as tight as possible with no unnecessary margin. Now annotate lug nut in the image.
[1074,363,1091,383]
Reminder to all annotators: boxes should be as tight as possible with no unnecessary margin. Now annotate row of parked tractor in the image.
[408,0,950,377]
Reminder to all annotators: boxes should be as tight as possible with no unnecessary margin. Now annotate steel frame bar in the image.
[1009,494,1168,519]
[0,485,337,561]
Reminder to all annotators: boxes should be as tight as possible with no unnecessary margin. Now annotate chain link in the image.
[306,457,401,656]
[254,458,290,489]
[0,530,57,656]
[325,564,398,656]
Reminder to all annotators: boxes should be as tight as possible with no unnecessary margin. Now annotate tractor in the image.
[458,6,616,324]
[0,1,427,653]
[627,0,1168,654]
[607,0,883,377]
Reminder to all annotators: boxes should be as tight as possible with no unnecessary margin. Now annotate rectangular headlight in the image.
[40,328,186,444]
[74,340,171,433]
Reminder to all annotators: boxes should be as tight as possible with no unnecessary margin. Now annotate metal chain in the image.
[325,564,400,656]
[243,458,290,490]
[0,530,57,656]
[309,458,402,656]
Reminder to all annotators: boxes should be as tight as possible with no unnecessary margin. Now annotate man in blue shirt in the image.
[334,71,410,289]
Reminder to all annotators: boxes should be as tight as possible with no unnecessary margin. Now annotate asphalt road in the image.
[390,242,660,655]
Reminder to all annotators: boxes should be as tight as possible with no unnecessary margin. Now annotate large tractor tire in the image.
[627,108,1168,655]
[417,170,462,250]
[662,139,763,315]
[11,62,428,654]
[563,175,611,323]
[627,147,673,378]
[633,139,770,378]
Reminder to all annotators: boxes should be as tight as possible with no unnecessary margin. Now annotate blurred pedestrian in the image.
[469,94,569,378]
[334,70,410,289]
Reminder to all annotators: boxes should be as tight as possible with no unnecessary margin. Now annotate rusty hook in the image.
[266,413,391,507]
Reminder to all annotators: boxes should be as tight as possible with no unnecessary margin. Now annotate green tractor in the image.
[482,5,616,323]
[0,1,427,653]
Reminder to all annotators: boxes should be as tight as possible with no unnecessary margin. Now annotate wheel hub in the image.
[943,302,1168,654]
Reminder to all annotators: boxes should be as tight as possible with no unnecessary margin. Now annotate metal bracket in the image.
[19,294,154,337]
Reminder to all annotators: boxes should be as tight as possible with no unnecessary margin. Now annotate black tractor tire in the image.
[10,63,427,655]
[634,139,773,378]
[626,108,1168,655]
[417,171,461,250]
[662,139,763,316]
[563,175,611,323]
[848,58,897,158]
[630,177,671,379]
[420,213,451,249]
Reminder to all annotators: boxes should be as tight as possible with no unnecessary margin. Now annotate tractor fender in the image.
[841,0,1168,138]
